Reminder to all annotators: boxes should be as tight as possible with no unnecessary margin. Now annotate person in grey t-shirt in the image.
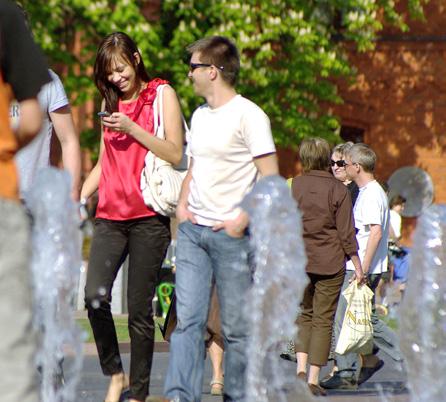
[11,69,81,201]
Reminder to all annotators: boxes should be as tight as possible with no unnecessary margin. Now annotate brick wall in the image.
[277,1,445,244]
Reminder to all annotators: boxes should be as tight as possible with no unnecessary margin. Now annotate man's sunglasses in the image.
[330,159,346,167]
[189,62,224,72]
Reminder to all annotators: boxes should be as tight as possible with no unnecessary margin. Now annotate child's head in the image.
[94,32,150,111]
[389,194,406,213]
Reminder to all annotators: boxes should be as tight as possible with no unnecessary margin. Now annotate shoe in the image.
[372,344,380,355]
[358,359,384,385]
[280,352,297,362]
[319,371,357,390]
[280,340,297,362]
[308,383,327,397]
[210,378,224,396]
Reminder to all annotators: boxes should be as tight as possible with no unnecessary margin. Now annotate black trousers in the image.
[85,215,170,401]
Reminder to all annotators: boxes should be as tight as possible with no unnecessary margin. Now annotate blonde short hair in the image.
[345,143,376,173]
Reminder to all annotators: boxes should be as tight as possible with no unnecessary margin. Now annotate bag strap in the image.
[153,84,166,140]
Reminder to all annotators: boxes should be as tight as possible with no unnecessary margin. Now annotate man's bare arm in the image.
[362,224,382,274]
[253,152,279,177]
[212,152,279,236]
[176,158,196,223]
[15,99,43,148]
[50,105,81,200]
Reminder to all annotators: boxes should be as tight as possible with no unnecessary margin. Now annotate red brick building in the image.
[282,1,445,190]
[334,1,444,201]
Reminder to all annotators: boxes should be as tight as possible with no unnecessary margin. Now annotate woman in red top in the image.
[80,32,184,402]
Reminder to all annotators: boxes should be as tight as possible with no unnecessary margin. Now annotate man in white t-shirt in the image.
[321,143,402,390]
[162,36,278,402]
[10,69,81,201]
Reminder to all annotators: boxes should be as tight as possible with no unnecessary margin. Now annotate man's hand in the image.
[212,210,249,238]
[349,254,366,285]
[176,203,196,224]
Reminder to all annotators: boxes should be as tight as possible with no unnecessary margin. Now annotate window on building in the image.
[340,125,365,143]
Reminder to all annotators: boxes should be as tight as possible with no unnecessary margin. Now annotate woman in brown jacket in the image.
[292,138,364,396]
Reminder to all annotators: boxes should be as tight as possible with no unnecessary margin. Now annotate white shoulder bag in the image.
[140,84,189,217]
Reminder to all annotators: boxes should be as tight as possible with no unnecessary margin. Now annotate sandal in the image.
[210,378,224,396]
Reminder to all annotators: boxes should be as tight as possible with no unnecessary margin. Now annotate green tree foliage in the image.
[20,0,427,149]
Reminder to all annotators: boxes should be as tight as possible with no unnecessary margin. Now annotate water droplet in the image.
[98,286,106,296]
[105,260,112,267]
[427,238,442,248]
[91,299,100,309]
[432,282,440,290]
[412,343,421,352]
[434,257,442,266]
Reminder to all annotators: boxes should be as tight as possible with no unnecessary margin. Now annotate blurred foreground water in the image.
[27,168,83,402]
[398,205,446,402]
[241,175,316,401]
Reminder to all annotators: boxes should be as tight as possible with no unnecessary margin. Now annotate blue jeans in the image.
[164,221,253,402]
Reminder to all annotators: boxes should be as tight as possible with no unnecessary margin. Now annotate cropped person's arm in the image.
[1,1,49,146]
[50,105,81,200]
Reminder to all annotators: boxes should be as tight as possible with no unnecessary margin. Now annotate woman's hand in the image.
[102,112,136,134]
[349,254,366,285]
[354,268,366,286]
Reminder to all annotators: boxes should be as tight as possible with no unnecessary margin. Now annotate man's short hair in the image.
[346,143,376,173]
[299,137,331,172]
[187,36,240,86]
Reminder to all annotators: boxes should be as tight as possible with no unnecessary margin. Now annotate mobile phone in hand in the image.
[97,111,111,118]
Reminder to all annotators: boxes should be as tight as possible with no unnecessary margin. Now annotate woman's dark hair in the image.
[94,32,150,112]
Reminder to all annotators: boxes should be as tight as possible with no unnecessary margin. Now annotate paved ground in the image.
[75,344,410,401]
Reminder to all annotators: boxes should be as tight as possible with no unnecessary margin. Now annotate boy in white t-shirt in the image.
[321,143,403,391]
[161,36,278,402]
[389,195,406,243]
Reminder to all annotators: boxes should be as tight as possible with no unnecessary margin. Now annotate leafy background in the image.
[19,0,428,155]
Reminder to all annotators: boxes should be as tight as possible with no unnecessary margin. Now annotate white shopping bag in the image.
[335,280,374,355]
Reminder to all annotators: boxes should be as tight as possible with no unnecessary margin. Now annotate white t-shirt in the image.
[347,180,390,274]
[11,70,69,197]
[187,94,276,226]
[389,209,402,241]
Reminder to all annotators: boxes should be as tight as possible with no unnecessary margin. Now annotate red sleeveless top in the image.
[96,78,168,220]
